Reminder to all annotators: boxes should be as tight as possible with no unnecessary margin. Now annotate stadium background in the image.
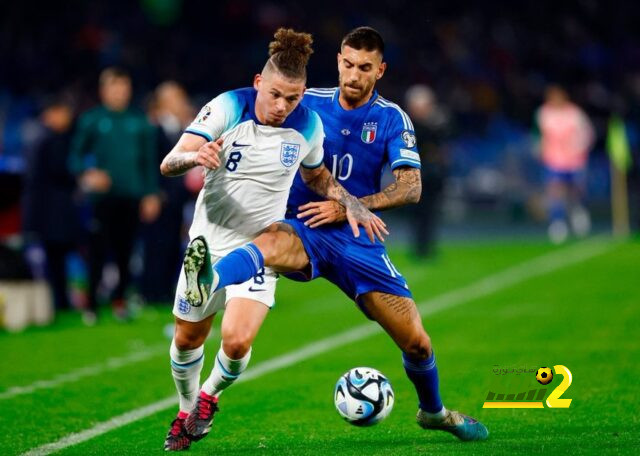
[1,1,639,455]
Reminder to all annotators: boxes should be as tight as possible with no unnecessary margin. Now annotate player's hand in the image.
[343,197,388,243]
[195,137,224,169]
[297,200,347,226]
[80,168,111,193]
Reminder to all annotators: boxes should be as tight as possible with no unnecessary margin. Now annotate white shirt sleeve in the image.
[185,92,241,141]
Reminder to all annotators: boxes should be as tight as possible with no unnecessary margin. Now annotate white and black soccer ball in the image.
[334,367,394,426]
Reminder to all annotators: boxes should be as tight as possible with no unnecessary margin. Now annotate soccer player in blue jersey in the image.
[200,26,488,442]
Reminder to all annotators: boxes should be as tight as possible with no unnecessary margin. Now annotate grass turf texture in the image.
[1,240,638,455]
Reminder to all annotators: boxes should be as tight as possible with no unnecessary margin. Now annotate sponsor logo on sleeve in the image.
[195,105,212,123]
[400,149,420,161]
[401,130,416,148]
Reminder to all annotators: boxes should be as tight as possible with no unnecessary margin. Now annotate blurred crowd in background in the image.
[1,0,639,324]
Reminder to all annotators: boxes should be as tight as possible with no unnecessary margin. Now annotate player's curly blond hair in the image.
[264,28,314,80]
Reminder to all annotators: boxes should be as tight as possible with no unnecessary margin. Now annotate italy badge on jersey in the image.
[280,142,300,167]
[361,122,377,144]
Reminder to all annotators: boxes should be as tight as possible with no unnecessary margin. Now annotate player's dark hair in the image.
[99,67,131,86]
[341,26,385,55]
[265,28,314,80]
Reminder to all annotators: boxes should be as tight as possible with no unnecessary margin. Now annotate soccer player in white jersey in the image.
[159,29,385,451]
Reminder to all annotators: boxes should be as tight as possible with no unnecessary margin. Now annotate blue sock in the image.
[403,351,443,413]
[213,243,264,291]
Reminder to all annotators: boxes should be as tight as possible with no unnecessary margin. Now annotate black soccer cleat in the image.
[164,414,191,451]
[185,391,219,441]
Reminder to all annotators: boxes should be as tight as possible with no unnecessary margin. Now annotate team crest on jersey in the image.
[401,130,417,148]
[196,105,211,123]
[280,143,300,167]
[361,122,377,144]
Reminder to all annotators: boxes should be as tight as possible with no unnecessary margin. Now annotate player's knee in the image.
[221,331,253,359]
[403,332,432,360]
[174,330,207,350]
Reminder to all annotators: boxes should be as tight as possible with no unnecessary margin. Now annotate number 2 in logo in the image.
[546,365,573,408]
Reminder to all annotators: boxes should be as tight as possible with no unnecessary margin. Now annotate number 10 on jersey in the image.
[331,153,353,181]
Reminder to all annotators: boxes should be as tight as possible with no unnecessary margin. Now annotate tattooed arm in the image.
[360,166,422,211]
[299,164,388,242]
[298,166,421,226]
[160,133,224,177]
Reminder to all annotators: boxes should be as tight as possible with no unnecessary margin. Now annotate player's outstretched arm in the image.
[160,133,224,177]
[297,166,421,227]
[299,164,388,242]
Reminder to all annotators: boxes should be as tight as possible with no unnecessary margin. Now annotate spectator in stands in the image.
[22,96,81,310]
[69,67,160,324]
[140,81,193,303]
[405,84,451,258]
[534,85,595,244]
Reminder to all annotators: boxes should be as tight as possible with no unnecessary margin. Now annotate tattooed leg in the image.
[359,291,446,414]
[359,291,432,359]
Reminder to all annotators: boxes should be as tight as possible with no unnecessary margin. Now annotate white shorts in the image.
[172,254,278,322]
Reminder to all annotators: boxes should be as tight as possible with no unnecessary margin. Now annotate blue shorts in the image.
[282,218,412,307]
[545,168,585,186]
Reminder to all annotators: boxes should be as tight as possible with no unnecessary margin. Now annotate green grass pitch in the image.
[2,239,638,455]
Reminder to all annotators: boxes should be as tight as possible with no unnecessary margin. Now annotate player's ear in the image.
[337,52,342,66]
[253,74,262,90]
[376,62,387,80]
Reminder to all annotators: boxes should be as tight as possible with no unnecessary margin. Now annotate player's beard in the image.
[340,78,375,105]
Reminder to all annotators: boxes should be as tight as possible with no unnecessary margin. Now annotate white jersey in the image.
[184,87,324,256]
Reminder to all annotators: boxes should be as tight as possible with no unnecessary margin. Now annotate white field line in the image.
[0,343,168,401]
[20,240,614,456]
[2,326,220,401]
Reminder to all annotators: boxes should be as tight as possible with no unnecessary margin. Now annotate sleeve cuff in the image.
[301,159,324,169]
[390,158,421,170]
[185,128,213,142]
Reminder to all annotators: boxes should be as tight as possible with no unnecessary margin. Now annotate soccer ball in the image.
[334,367,394,426]
[536,367,553,385]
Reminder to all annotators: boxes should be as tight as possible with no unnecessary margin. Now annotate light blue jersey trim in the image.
[185,128,213,141]
[298,110,324,146]
[375,97,415,130]
[305,88,338,98]
[390,158,421,170]
[217,91,244,134]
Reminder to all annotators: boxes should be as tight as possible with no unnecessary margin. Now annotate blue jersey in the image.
[281,88,420,305]
[286,87,420,214]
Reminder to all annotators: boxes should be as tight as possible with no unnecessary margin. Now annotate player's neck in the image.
[338,91,374,110]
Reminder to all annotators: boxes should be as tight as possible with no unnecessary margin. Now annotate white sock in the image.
[201,343,251,396]
[170,339,204,413]
[423,406,447,420]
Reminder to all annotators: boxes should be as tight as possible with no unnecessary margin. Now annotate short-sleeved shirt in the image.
[282,88,420,304]
[286,87,420,214]
[185,87,324,255]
